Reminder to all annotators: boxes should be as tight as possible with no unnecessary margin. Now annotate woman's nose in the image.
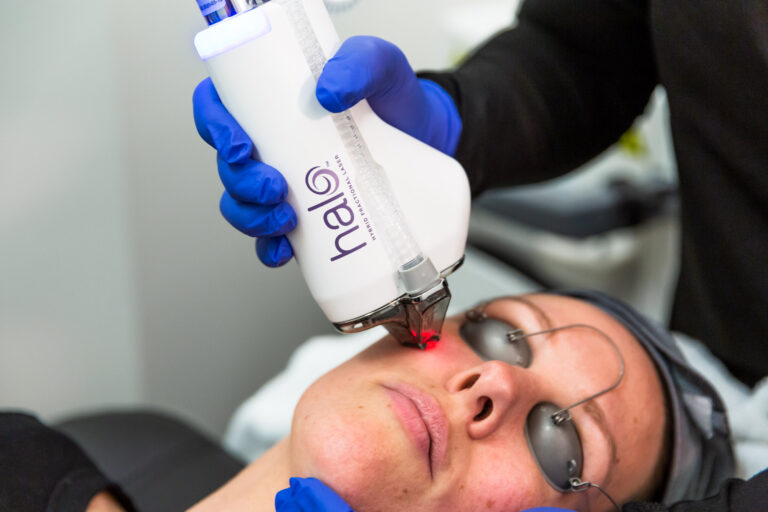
[446,361,530,439]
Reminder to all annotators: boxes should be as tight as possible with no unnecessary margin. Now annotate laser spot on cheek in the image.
[486,499,495,508]
[459,484,465,492]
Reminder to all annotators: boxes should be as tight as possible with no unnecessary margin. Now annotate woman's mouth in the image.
[383,382,448,478]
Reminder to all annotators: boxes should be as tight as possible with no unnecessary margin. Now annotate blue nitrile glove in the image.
[522,509,576,512]
[275,477,355,512]
[193,77,297,267]
[316,35,462,156]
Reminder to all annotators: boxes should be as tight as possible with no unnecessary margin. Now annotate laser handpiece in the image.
[194,0,469,348]
[228,0,452,349]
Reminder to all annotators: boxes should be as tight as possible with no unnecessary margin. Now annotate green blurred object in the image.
[618,127,649,158]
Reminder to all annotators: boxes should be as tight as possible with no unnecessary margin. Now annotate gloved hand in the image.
[316,35,462,156]
[194,78,297,267]
[275,477,354,512]
[193,36,461,267]
[523,509,577,512]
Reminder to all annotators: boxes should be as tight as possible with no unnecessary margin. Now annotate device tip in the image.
[385,282,451,349]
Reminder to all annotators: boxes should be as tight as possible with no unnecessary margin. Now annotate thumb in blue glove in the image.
[316,35,462,156]
[523,508,577,511]
[275,477,355,512]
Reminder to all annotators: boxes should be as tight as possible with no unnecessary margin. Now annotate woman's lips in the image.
[383,383,448,477]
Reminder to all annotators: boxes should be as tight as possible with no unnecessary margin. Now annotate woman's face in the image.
[289,294,667,512]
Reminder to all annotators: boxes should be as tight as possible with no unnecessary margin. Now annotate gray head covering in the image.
[559,289,734,503]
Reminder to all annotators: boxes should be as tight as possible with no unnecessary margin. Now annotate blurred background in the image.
[0,0,678,439]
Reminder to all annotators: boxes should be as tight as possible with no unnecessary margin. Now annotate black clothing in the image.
[623,469,768,512]
[0,413,134,512]
[0,411,244,512]
[422,0,768,386]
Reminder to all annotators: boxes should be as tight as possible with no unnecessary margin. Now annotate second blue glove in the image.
[275,477,355,512]
[523,508,577,512]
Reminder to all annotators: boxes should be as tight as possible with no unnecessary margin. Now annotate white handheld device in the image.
[194,0,471,347]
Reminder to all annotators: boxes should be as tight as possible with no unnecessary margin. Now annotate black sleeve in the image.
[623,469,768,512]
[419,0,657,195]
[0,412,134,512]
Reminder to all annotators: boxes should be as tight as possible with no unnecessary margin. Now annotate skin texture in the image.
[86,492,125,512]
[191,294,667,512]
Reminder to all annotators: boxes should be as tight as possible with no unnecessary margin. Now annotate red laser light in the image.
[410,329,440,350]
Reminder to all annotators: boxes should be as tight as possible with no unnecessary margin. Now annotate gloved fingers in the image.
[291,478,354,511]
[217,154,288,205]
[193,77,254,164]
[522,508,577,511]
[275,487,303,512]
[316,35,415,113]
[256,236,294,267]
[220,191,297,237]
[274,478,355,512]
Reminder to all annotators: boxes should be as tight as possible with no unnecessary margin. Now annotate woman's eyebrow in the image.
[583,400,618,486]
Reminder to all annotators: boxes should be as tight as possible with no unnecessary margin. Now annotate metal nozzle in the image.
[333,278,454,349]
[334,257,463,348]
[384,280,452,349]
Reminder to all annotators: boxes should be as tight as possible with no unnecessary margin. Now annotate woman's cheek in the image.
[455,459,548,512]
[290,389,429,511]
